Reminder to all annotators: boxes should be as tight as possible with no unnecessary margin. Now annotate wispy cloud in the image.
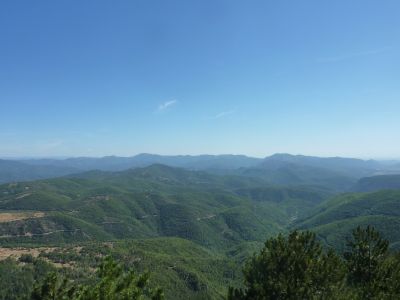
[38,139,65,151]
[316,47,391,63]
[157,99,178,112]
[212,109,235,119]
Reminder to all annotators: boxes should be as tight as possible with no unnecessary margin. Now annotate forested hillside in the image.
[0,163,400,299]
[295,190,400,251]
[0,164,326,248]
[352,174,400,192]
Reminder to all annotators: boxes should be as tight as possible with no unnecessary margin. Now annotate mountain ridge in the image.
[1,153,396,185]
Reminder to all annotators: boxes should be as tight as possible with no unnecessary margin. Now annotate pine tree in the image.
[344,225,389,299]
[31,256,163,300]
[228,231,346,300]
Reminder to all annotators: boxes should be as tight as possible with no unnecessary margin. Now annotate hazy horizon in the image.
[1,152,400,162]
[1,1,399,159]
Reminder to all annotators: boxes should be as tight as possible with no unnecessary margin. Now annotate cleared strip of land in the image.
[0,247,54,260]
[0,247,77,268]
[0,212,45,223]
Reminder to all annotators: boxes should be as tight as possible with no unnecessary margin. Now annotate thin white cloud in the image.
[157,99,178,112]
[316,47,391,63]
[213,109,235,119]
[38,139,65,151]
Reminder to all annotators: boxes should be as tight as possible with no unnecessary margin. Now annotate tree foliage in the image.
[345,225,396,299]
[229,226,400,300]
[31,256,163,300]
[228,231,345,299]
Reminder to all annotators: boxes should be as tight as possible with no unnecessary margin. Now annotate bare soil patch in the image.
[0,247,56,260]
[0,212,45,223]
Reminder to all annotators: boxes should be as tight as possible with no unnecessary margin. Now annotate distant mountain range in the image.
[19,154,262,171]
[261,153,381,177]
[0,153,399,186]
[0,159,79,184]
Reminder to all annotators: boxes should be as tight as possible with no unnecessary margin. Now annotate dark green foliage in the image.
[229,227,400,300]
[344,226,391,298]
[295,190,400,251]
[228,231,345,299]
[375,253,400,296]
[235,186,331,219]
[32,256,163,300]
[0,258,36,300]
[345,226,389,285]
[2,239,237,300]
[19,253,34,263]
[31,272,75,300]
[0,257,55,300]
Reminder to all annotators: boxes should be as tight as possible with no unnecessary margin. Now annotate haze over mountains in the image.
[2,0,400,297]
[1,153,399,186]
[1,153,400,298]
[20,154,262,172]
[0,159,79,184]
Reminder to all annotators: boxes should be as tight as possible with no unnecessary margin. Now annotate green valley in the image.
[0,160,399,299]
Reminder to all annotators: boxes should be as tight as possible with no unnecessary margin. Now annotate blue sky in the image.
[0,1,399,158]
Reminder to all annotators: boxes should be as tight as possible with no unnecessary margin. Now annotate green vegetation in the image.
[295,190,400,251]
[32,256,163,300]
[0,257,56,300]
[352,174,400,192]
[0,237,245,299]
[228,231,344,299]
[237,164,356,192]
[0,165,331,248]
[229,226,400,299]
[4,226,400,299]
[1,164,400,299]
